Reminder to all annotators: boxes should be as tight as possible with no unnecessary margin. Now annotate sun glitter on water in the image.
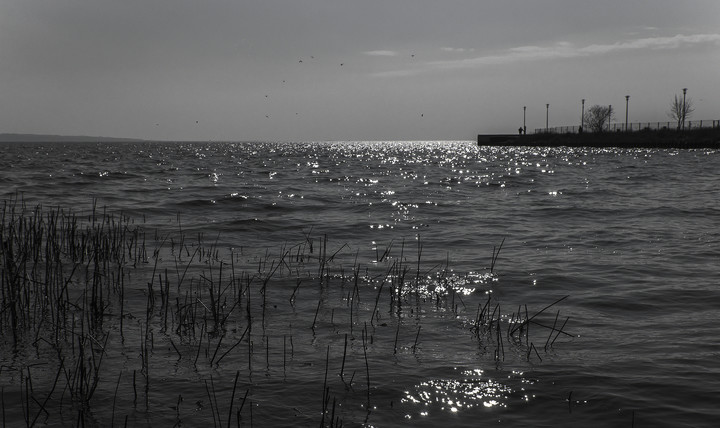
[401,368,535,419]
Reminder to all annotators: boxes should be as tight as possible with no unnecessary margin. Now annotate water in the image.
[1,141,719,427]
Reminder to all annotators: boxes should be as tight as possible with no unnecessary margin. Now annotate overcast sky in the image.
[1,0,719,141]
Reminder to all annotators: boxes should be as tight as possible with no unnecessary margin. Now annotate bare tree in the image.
[668,94,694,130]
[583,105,614,133]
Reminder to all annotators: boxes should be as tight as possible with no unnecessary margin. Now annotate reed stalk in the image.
[227,371,240,428]
[362,323,370,409]
[412,325,421,353]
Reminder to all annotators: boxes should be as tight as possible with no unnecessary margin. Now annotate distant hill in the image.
[0,133,146,143]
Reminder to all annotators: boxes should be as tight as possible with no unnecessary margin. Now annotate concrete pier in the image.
[477,128,720,149]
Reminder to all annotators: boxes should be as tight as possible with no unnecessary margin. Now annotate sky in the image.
[1,0,719,141]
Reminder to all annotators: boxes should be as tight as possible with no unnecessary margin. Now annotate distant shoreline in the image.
[0,133,145,143]
[4,129,720,147]
[478,127,720,149]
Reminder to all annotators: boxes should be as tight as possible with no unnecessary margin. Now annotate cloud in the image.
[440,47,475,53]
[457,33,720,66]
[363,50,398,56]
[372,33,720,77]
[577,33,720,55]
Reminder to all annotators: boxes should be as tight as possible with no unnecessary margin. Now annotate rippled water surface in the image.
[1,141,719,427]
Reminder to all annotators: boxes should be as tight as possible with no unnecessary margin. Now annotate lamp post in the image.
[523,106,526,134]
[546,104,549,132]
[581,99,585,132]
[625,95,630,132]
[608,105,612,132]
[682,88,687,131]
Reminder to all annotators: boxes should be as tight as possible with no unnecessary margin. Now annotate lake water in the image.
[1,141,719,427]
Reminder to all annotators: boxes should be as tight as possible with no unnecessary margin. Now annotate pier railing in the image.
[534,119,720,134]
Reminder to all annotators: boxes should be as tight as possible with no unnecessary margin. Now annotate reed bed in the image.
[0,198,572,426]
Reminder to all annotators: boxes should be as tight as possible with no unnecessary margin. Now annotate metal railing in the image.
[534,119,720,134]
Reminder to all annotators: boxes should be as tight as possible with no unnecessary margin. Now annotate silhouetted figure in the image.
[518,127,523,135]
[578,126,583,134]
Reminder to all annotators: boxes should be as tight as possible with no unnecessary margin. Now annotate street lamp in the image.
[581,99,585,133]
[625,95,630,132]
[546,104,549,132]
[523,106,526,134]
[682,88,688,130]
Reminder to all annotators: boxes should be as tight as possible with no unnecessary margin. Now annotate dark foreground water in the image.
[1,141,719,427]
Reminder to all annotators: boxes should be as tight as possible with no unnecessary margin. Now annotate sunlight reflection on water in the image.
[402,368,535,419]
